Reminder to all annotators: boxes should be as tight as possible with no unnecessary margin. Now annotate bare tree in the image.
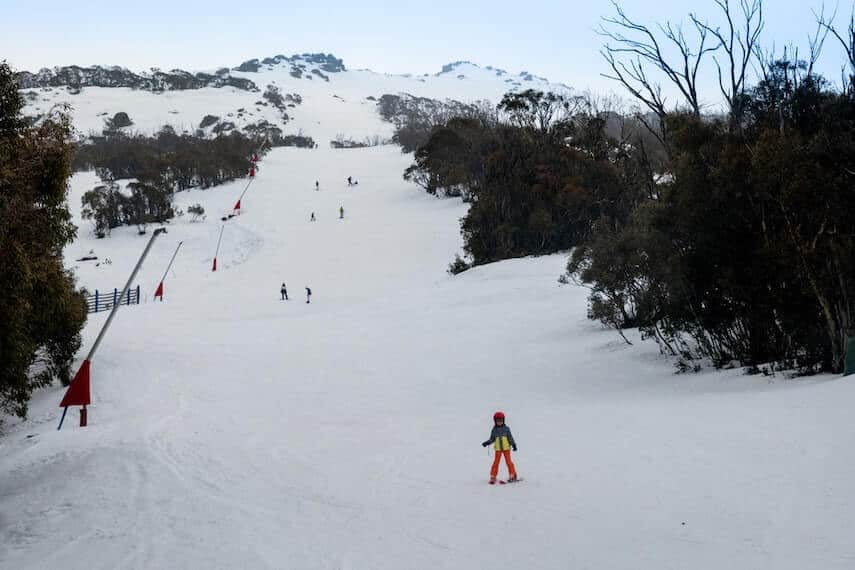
[691,0,764,126]
[818,5,855,94]
[599,0,719,120]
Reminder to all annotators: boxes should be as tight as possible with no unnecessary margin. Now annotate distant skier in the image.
[339,206,344,219]
[280,283,288,301]
[347,176,352,186]
[482,411,518,484]
[305,286,312,304]
[315,180,319,191]
[310,212,316,222]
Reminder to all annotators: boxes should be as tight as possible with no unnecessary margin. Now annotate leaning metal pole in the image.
[155,240,183,298]
[58,227,167,430]
[87,227,167,360]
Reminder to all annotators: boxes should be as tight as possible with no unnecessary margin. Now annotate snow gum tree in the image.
[0,62,87,421]
[570,0,855,373]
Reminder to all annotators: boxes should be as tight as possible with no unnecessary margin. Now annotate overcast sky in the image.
[2,0,852,98]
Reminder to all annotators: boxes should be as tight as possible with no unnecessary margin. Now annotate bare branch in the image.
[691,0,765,124]
[599,0,718,117]
[806,8,832,76]
[600,48,667,119]
[817,4,855,93]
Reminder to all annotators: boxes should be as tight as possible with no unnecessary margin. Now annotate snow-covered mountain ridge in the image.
[18,54,571,145]
[15,53,349,91]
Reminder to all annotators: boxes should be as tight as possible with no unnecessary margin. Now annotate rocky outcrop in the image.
[237,53,345,76]
[16,65,258,92]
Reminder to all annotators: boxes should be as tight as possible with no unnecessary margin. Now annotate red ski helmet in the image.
[493,411,505,421]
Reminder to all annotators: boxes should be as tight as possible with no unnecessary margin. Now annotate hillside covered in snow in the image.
[19,53,571,146]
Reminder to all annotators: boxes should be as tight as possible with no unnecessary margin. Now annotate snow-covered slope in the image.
[2,55,855,570]
[20,54,571,145]
[1,143,854,569]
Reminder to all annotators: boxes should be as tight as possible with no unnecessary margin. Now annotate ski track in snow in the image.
[3,72,855,568]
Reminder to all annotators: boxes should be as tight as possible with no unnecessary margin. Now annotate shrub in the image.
[188,203,205,221]
[235,59,261,73]
[105,111,133,131]
[82,181,175,235]
[448,255,471,275]
[199,114,219,129]
[81,182,125,236]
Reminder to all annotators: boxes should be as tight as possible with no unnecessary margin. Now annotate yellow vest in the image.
[494,436,512,451]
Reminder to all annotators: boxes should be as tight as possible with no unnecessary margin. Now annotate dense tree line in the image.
[73,127,266,235]
[568,1,855,373]
[378,93,491,152]
[405,89,651,266]
[409,1,855,374]
[572,63,855,373]
[73,127,265,192]
[0,63,87,421]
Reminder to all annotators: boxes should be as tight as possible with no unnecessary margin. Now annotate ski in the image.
[489,478,522,485]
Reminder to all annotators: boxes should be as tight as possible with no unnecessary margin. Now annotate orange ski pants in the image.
[491,450,517,479]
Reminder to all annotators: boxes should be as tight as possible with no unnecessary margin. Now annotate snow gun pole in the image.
[58,227,167,430]
[154,241,183,300]
[234,137,267,211]
[212,225,225,272]
[237,177,254,203]
[256,136,270,157]
[160,241,183,283]
[89,228,167,359]
[232,177,255,212]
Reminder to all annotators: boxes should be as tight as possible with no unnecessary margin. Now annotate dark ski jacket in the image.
[483,424,516,451]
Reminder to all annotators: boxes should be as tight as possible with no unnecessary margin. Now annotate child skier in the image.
[482,411,518,484]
